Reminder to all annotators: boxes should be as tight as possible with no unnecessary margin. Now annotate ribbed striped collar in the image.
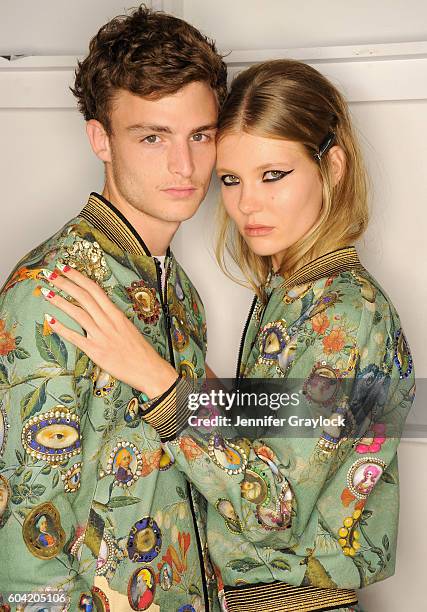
[79,192,170,257]
[280,246,364,291]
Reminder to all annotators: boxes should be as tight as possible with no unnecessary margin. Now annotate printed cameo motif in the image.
[61,461,82,493]
[303,362,340,406]
[257,320,290,365]
[256,481,293,531]
[393,328,413,379]
[240,468,270,506]
[128,566,156,611]
[91,365,116,397]
[208,434,247,475]
[79,588,111,612]
[127,517,162,563]
[103,441,143,488]
[159,562,173,591]
[126,280,161,324]
[21,408,81,464]
[91,586,110,612]
[22,502,66,559]
[346,457,386,500]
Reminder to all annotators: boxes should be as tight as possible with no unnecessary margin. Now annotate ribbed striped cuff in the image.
[223,582,358,612]
[140,376,195,442]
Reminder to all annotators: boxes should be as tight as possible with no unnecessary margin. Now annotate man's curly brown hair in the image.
[71,5,227,133]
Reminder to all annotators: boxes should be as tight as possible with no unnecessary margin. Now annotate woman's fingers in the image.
[44,314,90,355]
[56,265,122,317]
[39,286,98,338]
[41,266,111,327]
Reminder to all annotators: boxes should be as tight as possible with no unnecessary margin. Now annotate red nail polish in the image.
[57,263,71,273]
[47,290,55,299]
[50,317,56,324]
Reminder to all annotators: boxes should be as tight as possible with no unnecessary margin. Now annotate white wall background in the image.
[0,2,426,611]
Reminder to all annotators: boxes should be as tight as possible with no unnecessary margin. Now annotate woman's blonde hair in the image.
[215,59,369,300]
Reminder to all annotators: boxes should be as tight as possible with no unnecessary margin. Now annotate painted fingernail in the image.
[41,268,59,281]
[56,263,71,273]
[40,287,56,299]
[44,314,56,325]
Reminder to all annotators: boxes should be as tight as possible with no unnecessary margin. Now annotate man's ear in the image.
[328,145,346,187]
[86,120,112,163]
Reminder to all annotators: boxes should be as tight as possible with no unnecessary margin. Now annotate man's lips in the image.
[244,225,274,236]
[162,186,197,198]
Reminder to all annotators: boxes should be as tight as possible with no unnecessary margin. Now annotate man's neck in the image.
[102,185,179,256]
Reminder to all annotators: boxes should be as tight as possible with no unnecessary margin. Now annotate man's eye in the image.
[263,170,294,182]
[221,174,240,186]
[191,133,210,142]
[142,135,161,144]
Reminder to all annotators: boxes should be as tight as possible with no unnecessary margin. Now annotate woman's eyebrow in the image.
[216,167,237,174]
[256,161,294,170]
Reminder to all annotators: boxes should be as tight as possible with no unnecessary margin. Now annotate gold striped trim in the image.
[224,582,358,612]
[142,377,194,441]
[79,193,150,255]
[281,246,364,292]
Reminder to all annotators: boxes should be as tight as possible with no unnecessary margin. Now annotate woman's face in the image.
[216,132,324,270]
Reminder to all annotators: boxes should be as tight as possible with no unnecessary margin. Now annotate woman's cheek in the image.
[222,191,239,221]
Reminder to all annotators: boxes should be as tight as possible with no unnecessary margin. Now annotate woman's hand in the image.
[38,264,178,399]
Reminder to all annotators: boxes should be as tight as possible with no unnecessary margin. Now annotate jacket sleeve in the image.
[141,290,415,556]
[0,268,87,589]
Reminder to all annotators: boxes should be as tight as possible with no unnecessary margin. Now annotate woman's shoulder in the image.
[270,264,406,351]
[326,266,403,329]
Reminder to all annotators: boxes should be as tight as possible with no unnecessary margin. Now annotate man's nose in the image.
[168,141,194,178]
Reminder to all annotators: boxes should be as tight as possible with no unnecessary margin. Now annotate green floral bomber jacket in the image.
[0,193,218,611]
[141,246,416,612]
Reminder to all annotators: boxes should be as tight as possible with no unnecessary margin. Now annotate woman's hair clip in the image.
[314,131,336,162]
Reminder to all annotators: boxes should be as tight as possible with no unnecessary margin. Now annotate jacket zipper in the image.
[154,257,175,368]
[234,295,258,387]
[187,482,210,611]
[154,256,209,609]
[235,281,277,388]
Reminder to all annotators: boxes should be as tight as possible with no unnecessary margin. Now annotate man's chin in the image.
[162,203,202,223]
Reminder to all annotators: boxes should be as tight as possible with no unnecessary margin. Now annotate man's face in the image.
[105,82,218,223]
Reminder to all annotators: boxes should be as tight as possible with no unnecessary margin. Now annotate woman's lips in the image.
[244,225,274,236]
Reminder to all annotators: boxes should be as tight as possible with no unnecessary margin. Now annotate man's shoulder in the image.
[0,213,84,301]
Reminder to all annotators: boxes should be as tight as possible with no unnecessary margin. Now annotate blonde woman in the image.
[40,59,415,612]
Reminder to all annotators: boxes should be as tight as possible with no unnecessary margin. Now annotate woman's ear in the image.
[86,120,112,163]
[328,145,346,187]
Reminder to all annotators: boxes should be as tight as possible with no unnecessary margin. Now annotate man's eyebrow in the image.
[191,123,218,133]
[126,123,218,134]
[126,124,173,134]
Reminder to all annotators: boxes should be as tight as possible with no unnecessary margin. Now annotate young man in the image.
[0,6,226,611]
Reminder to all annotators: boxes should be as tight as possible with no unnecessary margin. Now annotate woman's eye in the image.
[191,133,210,142]
[263,170,294,182]
[221,174,240,186]
[142,135,161,144]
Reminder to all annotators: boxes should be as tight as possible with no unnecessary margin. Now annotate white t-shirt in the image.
[155,255,166,292]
